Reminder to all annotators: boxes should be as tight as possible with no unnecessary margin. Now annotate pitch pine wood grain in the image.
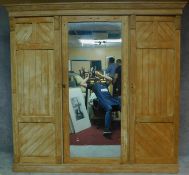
[9,0,185,172]
[62,16,70,163]
[129,14,136,163]
[13,163,179,173]
[5,1,186,16]
[11,17,62,164]
[121,16,129,164]
[131,16,179,163]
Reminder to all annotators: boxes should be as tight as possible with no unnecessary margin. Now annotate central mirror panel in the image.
[68,22,122,158]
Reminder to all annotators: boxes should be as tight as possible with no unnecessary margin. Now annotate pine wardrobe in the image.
[5,0,187,173]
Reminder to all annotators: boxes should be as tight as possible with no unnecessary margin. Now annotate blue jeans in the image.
[101,98,121,130]
[105,110,112,129]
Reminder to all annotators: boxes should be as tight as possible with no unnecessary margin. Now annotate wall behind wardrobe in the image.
[0,6,12,153]
[0,5,189,156]
[180,3,189,156]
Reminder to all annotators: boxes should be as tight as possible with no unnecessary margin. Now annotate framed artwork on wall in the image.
[69,87,91,133]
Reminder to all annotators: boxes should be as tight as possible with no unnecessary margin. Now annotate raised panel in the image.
[136,21,154,46]
[36,23,54,43]
[135,123,175,163]
[19,123,56,163]
[16,50,55,117]
[136,16,175,48]
[16,24,33,43]
[15,17,54,47]
[157,22,175,42]
[135,49,175,121]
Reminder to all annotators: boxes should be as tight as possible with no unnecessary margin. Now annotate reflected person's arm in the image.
[95,71,113,82]
[80,76,89,88]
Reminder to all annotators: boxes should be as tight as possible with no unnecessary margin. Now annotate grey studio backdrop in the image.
[0,4,189,156]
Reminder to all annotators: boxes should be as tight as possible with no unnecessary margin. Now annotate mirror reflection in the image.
[68,22,122,158]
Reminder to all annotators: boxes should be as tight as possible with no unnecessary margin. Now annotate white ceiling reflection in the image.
[68,22,122,48]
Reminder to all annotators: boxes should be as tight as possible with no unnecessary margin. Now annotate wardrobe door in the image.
[130,16,180,163]
[10,17,62,164]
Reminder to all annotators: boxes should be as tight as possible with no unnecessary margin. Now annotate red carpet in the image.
[70,122,121,145]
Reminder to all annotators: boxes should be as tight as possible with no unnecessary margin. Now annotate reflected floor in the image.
[70,145,120,157]
[70,123,121,145]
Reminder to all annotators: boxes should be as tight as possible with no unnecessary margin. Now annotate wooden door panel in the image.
[136,16,175,48]
[15,17,54,49]
[19,123,56,163]
[135,123,175,163]
[157,22,175,42]
[36,22,54,43]
[135,49,175,121]
[16,50,55,116]
[15,17,54,44]
[130,16,179,163]
[12,16,62,164]
[15,24,33,44]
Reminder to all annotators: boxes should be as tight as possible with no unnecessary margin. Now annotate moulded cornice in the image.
[3,1,188,16]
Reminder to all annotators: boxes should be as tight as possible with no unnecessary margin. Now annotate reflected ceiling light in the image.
[79,39,122,45]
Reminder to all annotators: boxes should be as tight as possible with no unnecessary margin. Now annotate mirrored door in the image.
[62,16,128,163]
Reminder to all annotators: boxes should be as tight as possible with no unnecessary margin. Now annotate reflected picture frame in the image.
[69,87,91,133]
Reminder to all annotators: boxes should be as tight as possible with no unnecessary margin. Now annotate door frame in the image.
[62,16,129,164]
